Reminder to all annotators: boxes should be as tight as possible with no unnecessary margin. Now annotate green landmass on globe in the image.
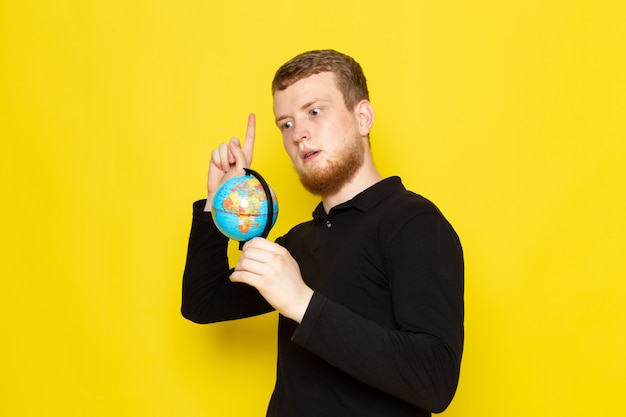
[211,172,278,243]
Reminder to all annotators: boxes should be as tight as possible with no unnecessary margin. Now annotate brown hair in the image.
[272,49,369,110]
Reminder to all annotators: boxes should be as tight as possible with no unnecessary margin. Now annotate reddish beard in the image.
[297,136,366,196]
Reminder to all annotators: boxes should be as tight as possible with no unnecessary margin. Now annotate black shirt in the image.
[182,177,464,416]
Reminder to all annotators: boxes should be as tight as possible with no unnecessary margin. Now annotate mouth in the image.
[301,150,320,162]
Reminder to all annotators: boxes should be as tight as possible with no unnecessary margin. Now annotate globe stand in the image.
[238,168,275,250]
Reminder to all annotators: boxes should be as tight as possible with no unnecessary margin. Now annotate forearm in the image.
[292,293,461,412]
[181,200,273,323]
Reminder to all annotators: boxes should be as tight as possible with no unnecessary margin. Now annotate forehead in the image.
[273,72,341,111]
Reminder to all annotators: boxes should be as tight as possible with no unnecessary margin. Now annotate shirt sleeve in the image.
[291,211,464,413]
[181,200,274,323]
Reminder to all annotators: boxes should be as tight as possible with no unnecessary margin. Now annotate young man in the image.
[182,49,464,416]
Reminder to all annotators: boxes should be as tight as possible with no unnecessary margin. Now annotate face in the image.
[273,72,368,196]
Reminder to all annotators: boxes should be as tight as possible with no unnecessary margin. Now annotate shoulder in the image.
[371,178,442,219]
[371,180,460,244]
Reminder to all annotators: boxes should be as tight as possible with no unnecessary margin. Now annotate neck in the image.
[321,157,382,213]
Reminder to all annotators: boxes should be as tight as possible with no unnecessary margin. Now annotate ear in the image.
[355,99,374,136]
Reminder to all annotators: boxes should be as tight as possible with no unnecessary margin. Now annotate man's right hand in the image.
[204,113,256,211]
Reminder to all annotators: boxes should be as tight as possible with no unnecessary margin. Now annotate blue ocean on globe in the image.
[211,173,278,242]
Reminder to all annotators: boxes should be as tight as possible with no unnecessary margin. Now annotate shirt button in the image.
[325,220,332,228]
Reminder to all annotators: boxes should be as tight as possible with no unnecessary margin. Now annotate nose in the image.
[292,122,310,143]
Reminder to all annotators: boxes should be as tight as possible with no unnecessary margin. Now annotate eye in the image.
[310,108,321,116]
[281,120,293,131]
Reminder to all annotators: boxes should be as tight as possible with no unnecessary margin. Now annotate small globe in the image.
[211,170,278,243]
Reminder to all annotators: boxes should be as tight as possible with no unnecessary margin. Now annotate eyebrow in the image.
[275,98,325,124]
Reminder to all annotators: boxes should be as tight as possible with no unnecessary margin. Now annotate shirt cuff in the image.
[291,291,327,346]
[192,199,214,222]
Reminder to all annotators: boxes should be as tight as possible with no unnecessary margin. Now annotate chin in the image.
[298,166,359,197]
[295,137,365,196]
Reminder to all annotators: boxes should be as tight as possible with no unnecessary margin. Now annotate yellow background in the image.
[1,1,625,415]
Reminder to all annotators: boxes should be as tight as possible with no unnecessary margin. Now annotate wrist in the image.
[204,194,215,212]
[292,288,315,324]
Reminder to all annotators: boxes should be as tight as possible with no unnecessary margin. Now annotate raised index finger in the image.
[243,113,256,165]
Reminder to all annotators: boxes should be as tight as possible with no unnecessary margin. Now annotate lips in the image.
[301,149,319,161]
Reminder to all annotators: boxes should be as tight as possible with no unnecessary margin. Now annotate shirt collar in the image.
[312,177,405,219]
